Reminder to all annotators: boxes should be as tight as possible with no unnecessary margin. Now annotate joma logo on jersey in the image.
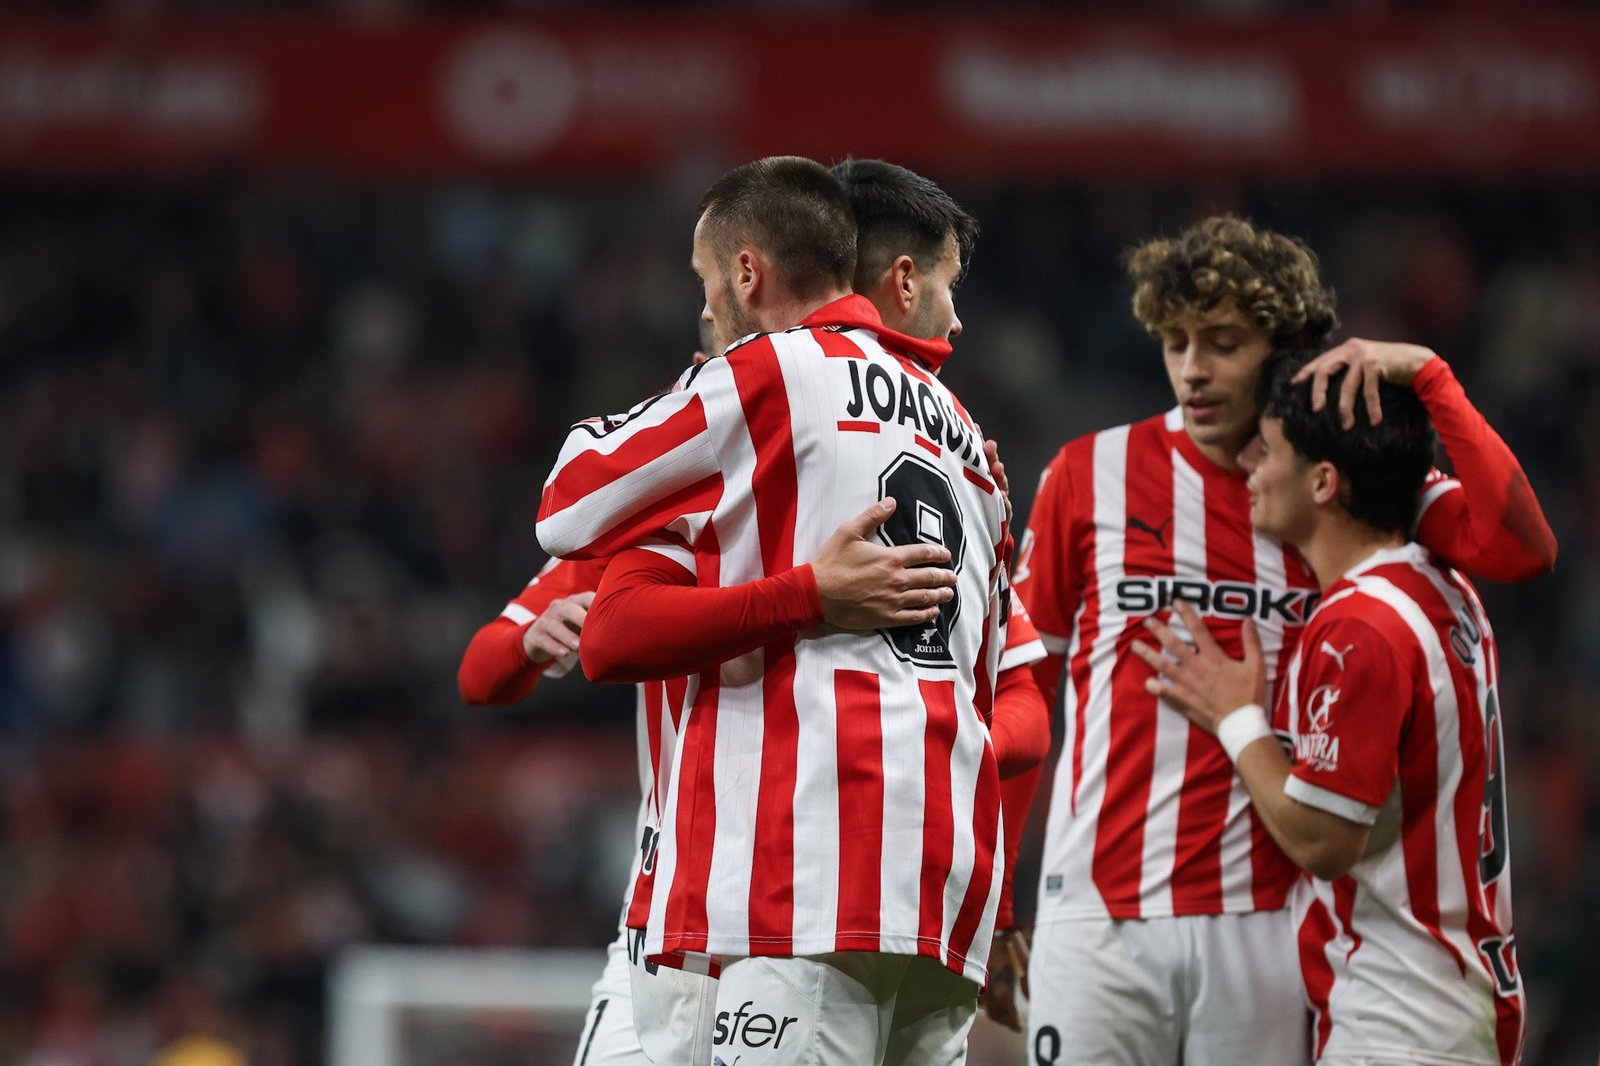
[1115,577,1318,624]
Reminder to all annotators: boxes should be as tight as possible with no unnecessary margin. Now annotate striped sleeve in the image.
[537,361,731,560]
[1012,447,1083,654]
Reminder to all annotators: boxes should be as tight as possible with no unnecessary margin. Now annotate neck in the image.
[1194,430,1251,474]
[759,288,851,333]
[1297,513,1406,591]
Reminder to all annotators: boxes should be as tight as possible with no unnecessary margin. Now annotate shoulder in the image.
[1306,586,1424,671]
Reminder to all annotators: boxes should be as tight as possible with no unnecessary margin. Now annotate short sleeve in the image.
[1012,446,1085,654]
[1283,613,1412,824]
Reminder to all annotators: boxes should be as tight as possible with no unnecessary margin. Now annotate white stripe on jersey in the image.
[1347,572,1475,972]
[877,654,929,945]
[790,648,842,949]
[1047,425,1131,920]
[1136,449,1204,910]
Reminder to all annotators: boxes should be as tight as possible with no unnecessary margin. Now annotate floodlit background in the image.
[0,5,1596,1065]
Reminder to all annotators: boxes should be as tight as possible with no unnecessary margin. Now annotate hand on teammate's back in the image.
[1292,338,1437,429]
[521,591,594,667]
[812,498,957,632]
[984,439,1013,525]
[979,927,1031,1032]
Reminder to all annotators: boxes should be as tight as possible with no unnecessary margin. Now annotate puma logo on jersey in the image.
[1319,641,1355,671]
[1127,514,1171,549]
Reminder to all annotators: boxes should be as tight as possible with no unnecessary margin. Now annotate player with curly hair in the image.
[1005,215,1554,1065]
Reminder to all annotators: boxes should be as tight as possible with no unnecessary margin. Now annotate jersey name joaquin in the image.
[1113,576,1319,625]
[842,358,984,470]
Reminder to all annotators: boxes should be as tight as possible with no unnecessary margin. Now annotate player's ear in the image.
[891,253,918,315]
[733,247,762,304]
[1310,460,1340,507]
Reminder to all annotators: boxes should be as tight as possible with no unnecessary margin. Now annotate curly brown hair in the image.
[1124,216,1338,348]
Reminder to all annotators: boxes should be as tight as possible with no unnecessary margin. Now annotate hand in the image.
[1290,338,1437,429]
[984,438,1013,526]
[521,591,594,667]
[979,927,1030,1031]
[812,498,957,631]
[1130,602,1266,734]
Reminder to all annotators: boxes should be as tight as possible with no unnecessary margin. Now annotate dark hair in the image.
[1257,349,1436,535]
[697,156,856,300]
[830,158,979,294]
[1125,216,1338,349]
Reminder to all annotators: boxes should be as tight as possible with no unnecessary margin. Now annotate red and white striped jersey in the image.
[1014,408,1312,921]
[538,296,1011,984]
[1279,543,1523,1065]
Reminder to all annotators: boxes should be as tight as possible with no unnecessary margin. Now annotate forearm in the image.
[995,764,1044,928]
[583,551,824,683]
[1232,738,1360,882]
[1412,358,1557,579]
[458,619,551,705]
[990,667,1050,778]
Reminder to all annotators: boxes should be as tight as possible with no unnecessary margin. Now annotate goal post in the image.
[327,945,606,1066]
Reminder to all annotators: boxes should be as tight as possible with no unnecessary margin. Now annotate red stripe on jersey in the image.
[947,752,1001,969]
[1092,420,1173,917]
[890,351,936,386]
[1256,537,1312,910]
[666,679,720,952]
[815,330,867,358]
[915,434,941,455]
[1172,473,1253,912]
[1382,567,1483,975]
[663,523,723,953]
[644,682,665,811]
[834,670,885,952]
[731,337,799,574]
[566,474,723,561]
[918,679,960,957]
[839,421,880,433]
[542,398,709,519]
[1398,676,1452,958]
[1299,897,1339,1057]
[963,466,995,494]
[1065,442,1101,816]
[749,640,800,949]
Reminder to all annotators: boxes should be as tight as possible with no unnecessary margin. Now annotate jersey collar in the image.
[799,294,955,371]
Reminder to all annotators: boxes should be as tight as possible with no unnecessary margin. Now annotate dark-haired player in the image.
[1136,349,1524,1064]
[539,156,1027,1065]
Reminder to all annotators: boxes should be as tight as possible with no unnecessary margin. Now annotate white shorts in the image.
[627,927,719,1065]
[710,952,978,1066]
[574,929,644,1066]
[573,925,718,1065]
[1027,910,1311,1066]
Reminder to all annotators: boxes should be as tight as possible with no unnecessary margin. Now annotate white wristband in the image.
[1216,703,1272,763]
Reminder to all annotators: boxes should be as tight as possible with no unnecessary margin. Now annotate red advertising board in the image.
[0,14,1595,177]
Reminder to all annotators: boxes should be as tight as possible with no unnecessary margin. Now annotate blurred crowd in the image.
[13,0,1595,19]
[0,171,1595,1065]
